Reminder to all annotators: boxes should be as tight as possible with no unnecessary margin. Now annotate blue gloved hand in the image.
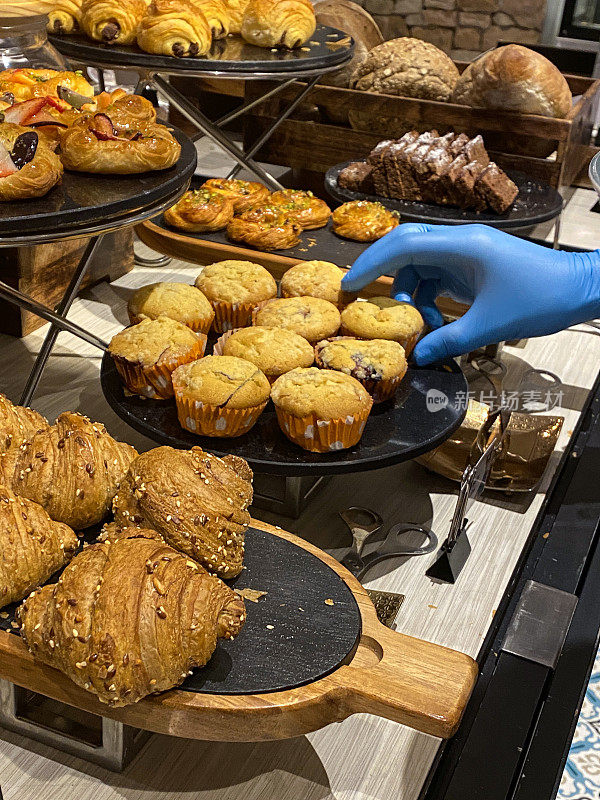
[341,223,600,365]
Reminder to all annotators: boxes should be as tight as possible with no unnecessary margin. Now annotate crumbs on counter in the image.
[324,598,334,606]
[237,588,267,603]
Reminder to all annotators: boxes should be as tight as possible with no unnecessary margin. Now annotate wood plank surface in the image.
[0,241,599,800]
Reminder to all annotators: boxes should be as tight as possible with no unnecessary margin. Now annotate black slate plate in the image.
[51,25,353,75]
[0,127,197,237]
[101,352,468,477]
[325,162,564,229]
[1,527,361,696]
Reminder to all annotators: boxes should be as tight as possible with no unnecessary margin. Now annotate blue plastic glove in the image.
[341,223,600,365]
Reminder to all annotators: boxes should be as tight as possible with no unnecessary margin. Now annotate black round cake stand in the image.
[52,27,353,192]
[325,162,564,230]
[101,353,468,477]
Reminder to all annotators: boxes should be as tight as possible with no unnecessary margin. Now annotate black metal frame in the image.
[422,365,600,800]
[559,0,600,41]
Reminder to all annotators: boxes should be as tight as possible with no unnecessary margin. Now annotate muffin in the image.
[280,260,355,308]
[109,317,207,399]
[127,282,215,334]
[254,296,341,343]
[340,297,424,354]
[315,337,407,403]
[271,367,373,452]
[195,260,277,333]
[172,355,270,437]
[217,326,314,383]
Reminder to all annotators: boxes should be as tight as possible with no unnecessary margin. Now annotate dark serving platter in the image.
[0,127,197,238]
[51,25,353,76]
[1,526,361,695]
[101,351,468,477]
[325,162,564,230]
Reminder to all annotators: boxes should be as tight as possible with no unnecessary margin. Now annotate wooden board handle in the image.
[334,622,478,739]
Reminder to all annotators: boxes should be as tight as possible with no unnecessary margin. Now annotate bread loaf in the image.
[452,45,572,118]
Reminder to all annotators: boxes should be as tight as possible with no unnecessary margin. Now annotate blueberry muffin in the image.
[254,296,340,343]
[340,297,424,354]
[280,260,354,308]
[127,282,215,334]
[219,326,314,382]
[172,355,270,437]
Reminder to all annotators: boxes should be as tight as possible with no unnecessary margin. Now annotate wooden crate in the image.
[243,70,599,193]
[0,230,134,337]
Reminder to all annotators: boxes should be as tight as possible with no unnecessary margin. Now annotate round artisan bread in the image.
[350,37,459,101]
[451,45,572,118]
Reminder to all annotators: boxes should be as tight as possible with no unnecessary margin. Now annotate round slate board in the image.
[100,352,468,476]
[50,25,353,76]
[325,162,563,229]
[0,127,197,237]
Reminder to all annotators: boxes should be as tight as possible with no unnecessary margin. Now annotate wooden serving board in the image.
[0,520,477,741]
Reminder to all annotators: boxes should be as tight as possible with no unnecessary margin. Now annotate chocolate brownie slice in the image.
[338,161,374,194]
[454,158,490,209]
[474,162,519,213]
[463,134,489,166]
[367,139,396,197]
[383,130,419,198]
[417,133,456,203]
[397,130,439,201]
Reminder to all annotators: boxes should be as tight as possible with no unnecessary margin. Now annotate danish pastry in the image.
[0,69,94,106]
[192,0,230,38]
[202,177,269,213]
[241,0,316,49]
[0,124,63,201]
[81,0,148,44]
[97,90,157,124]
[137,0,212,57]
[60,113,181,174]
[164,187,234,232]
[331,200,399,242]
[227,205,302,250]
[223,0,250,33]
[269,189,331,230]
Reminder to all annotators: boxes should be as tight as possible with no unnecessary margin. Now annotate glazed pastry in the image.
[268,189,331,230]
[164,188,234,232]
[0,69,93,106]
[0,124,63,201]
[0,393,48,483]
[192,0,230,38]
[331,200,399,242]
[9,412,137,530]
[19,525,246,707]
[98,90,157,124]
[137,0,212,57]
[227,206,302,251]
[223,0,250,33]
[0,485,78,609]
[113,446,253,578]
[202,177,269,213]
[36,0,83,33]
[241,0,316,48]
[81,0,148,44]
[60,113,181,174]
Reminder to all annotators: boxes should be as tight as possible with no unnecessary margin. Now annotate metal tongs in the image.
[426,407,512,584]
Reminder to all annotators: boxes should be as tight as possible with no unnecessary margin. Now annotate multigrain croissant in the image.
[19,525,246,706]
[0,393,48,483]
[81,0,148,45]
[60,113,181,174]
[9,412,137,529]
[241,0,316,49]
[113,446,252,578]
[0,485,78,609]
[137,0,212,58]
[0,125,63,201]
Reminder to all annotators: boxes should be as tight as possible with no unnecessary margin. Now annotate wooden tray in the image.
[0,520,477,741]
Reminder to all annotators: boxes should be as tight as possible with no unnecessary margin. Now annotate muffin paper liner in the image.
[339,326,421,356]
[212,328,288,385]
[211,299,271,334]
[112,334,207,400]
[274,404,372,453]
[128,310,214,335]
[173,386,267,437]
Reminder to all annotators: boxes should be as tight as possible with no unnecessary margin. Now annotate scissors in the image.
[339,507,438,581]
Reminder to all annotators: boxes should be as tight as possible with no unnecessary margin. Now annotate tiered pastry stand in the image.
[0,127,197,406]
[50,26,354,191]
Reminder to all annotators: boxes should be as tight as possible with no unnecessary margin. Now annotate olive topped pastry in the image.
[0,124,63,201]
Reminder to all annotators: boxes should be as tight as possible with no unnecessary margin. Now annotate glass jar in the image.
[0,13,66,70]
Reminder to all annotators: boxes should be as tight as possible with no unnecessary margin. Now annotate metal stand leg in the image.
[17,236,107,407]
[552,211,562,249]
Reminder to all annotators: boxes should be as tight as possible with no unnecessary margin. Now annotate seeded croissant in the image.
[0,393,48,483]
[113,446,252,577]
[9,412,137,529]
[19,525,246,706]
[0,484,78,609]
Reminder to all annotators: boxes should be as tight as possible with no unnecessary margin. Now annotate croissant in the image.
[191,0,229,37]
[164,187,234,232]
[60,113,181,174]
[0,394,48,484]
[9,412,137,530]
[35,0,84,33]
[81,0,148,44]
[19,525,246,706]
[222,0,250,33]
[0,125,63,201]
[0,485,78,609]
[113,446,252,578]
[241,0,316,48]
[227,205,302,251]
[137,0,212,58]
